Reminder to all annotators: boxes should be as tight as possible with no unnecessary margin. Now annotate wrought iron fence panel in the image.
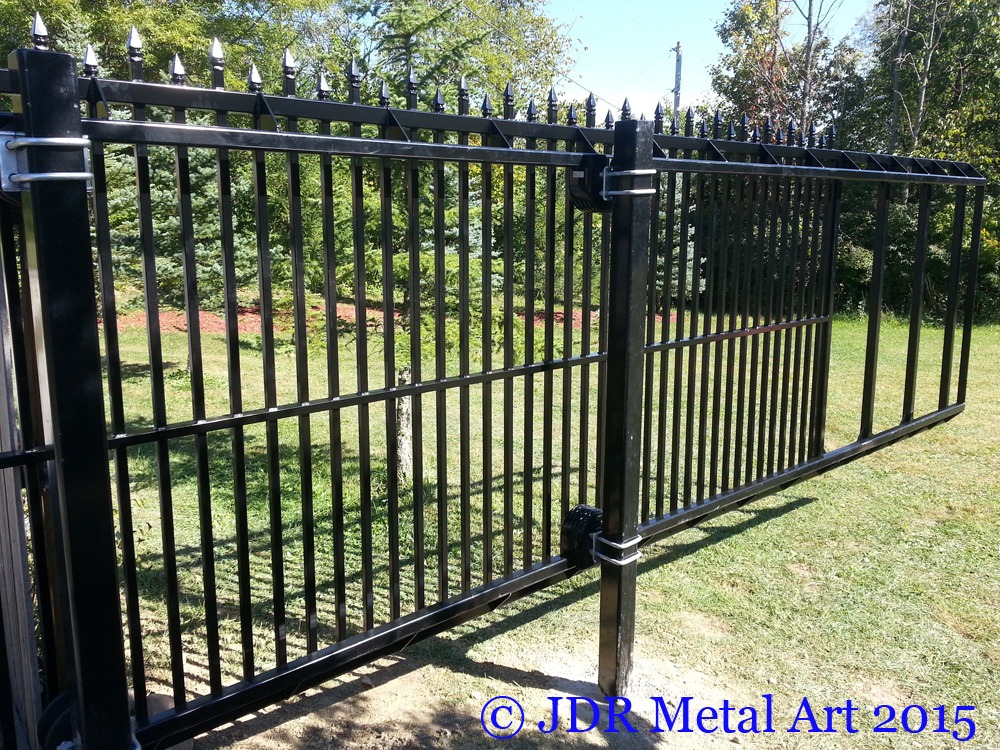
[0,23,984,750]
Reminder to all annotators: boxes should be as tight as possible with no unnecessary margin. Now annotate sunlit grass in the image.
[111,313,1000,748]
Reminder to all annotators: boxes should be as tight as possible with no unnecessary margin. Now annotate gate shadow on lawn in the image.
[191,495,814,748]
[123,427,586,696]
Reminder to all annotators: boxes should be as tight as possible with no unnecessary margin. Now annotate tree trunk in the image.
[911,0,951,154]
[799,0,816,129]
[396,366,412,488]
[889,0,913,153]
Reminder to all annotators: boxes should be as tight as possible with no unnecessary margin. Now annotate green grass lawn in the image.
[110,314,1000,747]
[112,301,606,693]
[411,319,999,749]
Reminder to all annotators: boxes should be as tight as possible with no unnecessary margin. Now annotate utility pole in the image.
[671,42,682,126]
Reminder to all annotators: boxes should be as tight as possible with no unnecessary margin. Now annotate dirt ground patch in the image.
[191,579,751,750]
[192,639,739,750]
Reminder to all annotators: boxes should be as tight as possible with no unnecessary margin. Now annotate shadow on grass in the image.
[191,495,815,749]
[125,430,584,665]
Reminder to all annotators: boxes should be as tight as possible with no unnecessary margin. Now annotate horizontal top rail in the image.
[81,119,587,166]
[653,135,984,180]
[650,155,985,186]
[0,65,982,182]
[78,77,614,143]
[79,117,985,187]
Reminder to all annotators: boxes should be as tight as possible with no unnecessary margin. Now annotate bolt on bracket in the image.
[0,133,93,192]
[600,167,657,199]
[591,531,642,567]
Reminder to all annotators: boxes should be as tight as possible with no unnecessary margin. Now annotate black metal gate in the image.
[0,22,984,750]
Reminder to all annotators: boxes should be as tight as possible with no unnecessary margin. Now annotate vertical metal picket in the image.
[7,47,132,748]
[596,119,655,696]
[808,179,843,458]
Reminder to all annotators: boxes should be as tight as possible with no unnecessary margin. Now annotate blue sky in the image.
[541,0,871,120]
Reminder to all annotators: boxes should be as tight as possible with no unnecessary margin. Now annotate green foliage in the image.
[709,0,859,128]
[347,0,571,109]
[4,0,574,328]
[710,0,1000,322]
[835,0,1000,321]
[711,0,793,122]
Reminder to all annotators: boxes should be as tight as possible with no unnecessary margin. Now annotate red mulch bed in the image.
[110,305,675,334]
[111,303,399,336]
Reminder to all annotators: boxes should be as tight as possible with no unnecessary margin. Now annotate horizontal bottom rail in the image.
[638,403,964,545]
[135,559,571,749]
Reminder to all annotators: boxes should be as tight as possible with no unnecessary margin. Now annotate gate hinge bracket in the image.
[569,163,660,214]
[559,504,643,570]
[602,167,657,199]
[559,504,603,570]
[0,133,93,193]
[591,532,642,567]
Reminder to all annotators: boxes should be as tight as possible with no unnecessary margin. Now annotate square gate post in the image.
[8,47,132,749]
[597,119,655,696]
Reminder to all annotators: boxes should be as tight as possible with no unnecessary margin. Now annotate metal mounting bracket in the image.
[591,531,642,567]
[601,168,657,199]
[0,133,93,192]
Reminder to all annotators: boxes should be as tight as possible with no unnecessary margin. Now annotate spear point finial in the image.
[248,62,263,92]
[83,43,99,76]
[317,70,332,100]
[210,37,224,65]
[457,75,469,115]
[346,55,361,102]
[405,66,418,108]
[170,53,186,85]
[127,26,142,52]
[526,97,538,122]
[32,12,48,49]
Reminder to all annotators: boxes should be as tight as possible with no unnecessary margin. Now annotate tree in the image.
[711,0,793,123]
[0,0,577,333]
[710,0,857,131]
[848,0,1000,167]
[845,0,1000,322]
[342,0,571,109]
